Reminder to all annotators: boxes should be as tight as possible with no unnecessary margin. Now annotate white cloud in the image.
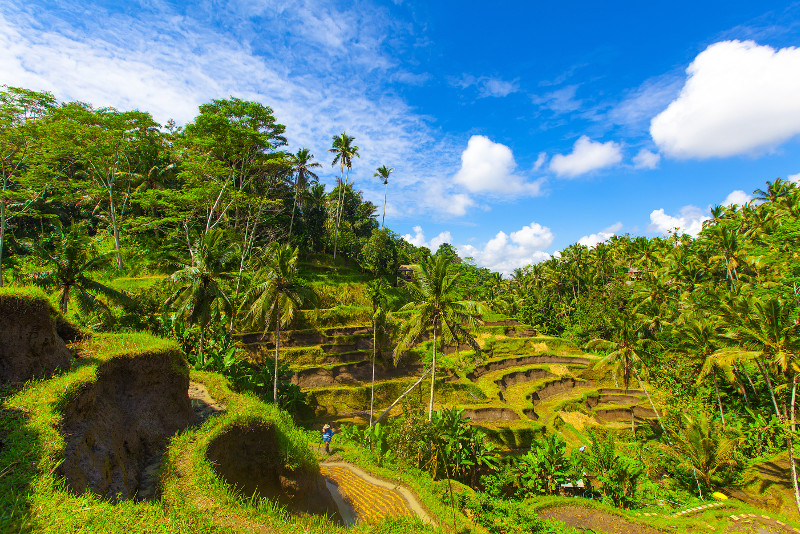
[459,222,553,276]
[722,190,752,207]
[789,172,800,184]
[533,152,547,171]
[532,85,582,114]
[578,222,623,248]
[633,149,661,170]
[0,2,465,221]
[453,75,519,98]
[549,136,623,178]
[649,206,709,236]
[402,226,453,251]
[651,40,800,159]
[453,135,544,195]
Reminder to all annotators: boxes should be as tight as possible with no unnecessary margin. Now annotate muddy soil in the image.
[0,296,72,384]
[207,421,340,520]
[60,351,194,501]
[496,368,556,392]
[586,394,643,408]
[293,361,421,388]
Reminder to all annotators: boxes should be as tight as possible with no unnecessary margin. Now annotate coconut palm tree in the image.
[329,133,359,259]
[240,242,315,403]
[285,148,320,238]
[27,223,133,316]
[366,278,389,426]
[668,413,739,491]
[394,254,484,421]
[679,317,731,428]
[165,228,234,357]
[373,165,393,228]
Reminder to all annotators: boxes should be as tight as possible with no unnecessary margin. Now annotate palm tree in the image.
[165,228,234,357]
[329,133,359,259]
[679,317,731,428]
[717,294,800,512]
[285,148,320,238]
[667,413,738,491]
[27,223,133,315]
[373,165,393,228]
[366,278,389,426]
[394,254,484,421]
[240,242,314,403]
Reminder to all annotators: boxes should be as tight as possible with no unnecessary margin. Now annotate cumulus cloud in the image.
[633,149,661,170]
[651,40,800,159]
[549,136,623,178]
[453,135,544,195]
[789,172,800,184]
[722,190,752,207]
[649,206,710,236]
[402,226,453,251]
[578,222,623,248]
[459,222,553,276]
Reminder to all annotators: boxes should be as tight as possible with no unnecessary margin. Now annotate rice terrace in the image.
[3,2,800,533]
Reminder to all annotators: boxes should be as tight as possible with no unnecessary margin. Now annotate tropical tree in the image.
[165,228,234,357]
[667,413,739,491]
[240,242,315,403]
[285,148,320,238]
[27,223,133,316]
[329,133,359,259]
[373,164,393,228]
[0,86,56,286]
[394,254,484,421]
[366,278,389,426]
[679,317,731,428]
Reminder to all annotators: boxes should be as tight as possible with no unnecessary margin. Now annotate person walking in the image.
[322,424,335,454]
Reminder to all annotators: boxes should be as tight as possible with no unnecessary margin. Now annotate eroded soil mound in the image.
[61,350,194,500]
[0,294,72,384]
[206,421,340,519]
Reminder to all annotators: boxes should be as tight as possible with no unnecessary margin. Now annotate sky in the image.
[2,0,800,274]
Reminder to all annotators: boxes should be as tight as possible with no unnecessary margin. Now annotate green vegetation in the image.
[2,83,800,531]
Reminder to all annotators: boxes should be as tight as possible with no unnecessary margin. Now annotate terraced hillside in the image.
[235,267,663,448]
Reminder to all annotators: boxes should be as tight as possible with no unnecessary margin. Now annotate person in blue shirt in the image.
[322,424,335,454]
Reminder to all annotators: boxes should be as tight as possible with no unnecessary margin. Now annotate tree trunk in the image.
[790,373,800,515]
[382,182,387,229]
[756,359,782,419]
[288,178,298,238]
[274,302,280,404]
[60,286,70,316]
[109,188,123,270]
[333,164,344,260]
[633,367,666,434]
[374,368,430,426]
[199,327,205,360]
[0,197,6,288]
[732,362,752,408]
[370,313,377,427]
[713,371,726,429]
[429,321,437,422]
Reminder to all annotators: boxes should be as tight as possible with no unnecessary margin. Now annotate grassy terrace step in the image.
[593,405,659,423]
[466,353,591,380]
[529,377,595,406]
[237,325,372,347]
[585,393,644,408]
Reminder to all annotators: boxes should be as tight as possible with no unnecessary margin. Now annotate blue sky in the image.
[2,1,800,274]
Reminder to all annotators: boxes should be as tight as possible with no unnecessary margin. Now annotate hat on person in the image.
[323,424,331,430]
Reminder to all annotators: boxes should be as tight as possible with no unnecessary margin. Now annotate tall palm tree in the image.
[329,133,359,259]
[28,223,133,315]
[679,317,731,428]
[165,228,234,357]
[366,278,389,426]
[717,294,800,512]
[373,165,393,228]
[241,242,314,403]
[394,254,484,421]
[285,148,320,238]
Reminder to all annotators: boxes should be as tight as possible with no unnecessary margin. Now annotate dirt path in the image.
[539,505,664,534]
[320,461,435,525]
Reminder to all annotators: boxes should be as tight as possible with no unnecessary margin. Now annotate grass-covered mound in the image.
[0,329,438,533]
[0,286,73,384]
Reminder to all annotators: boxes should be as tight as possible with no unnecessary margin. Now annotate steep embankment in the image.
[0,288,73,384]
